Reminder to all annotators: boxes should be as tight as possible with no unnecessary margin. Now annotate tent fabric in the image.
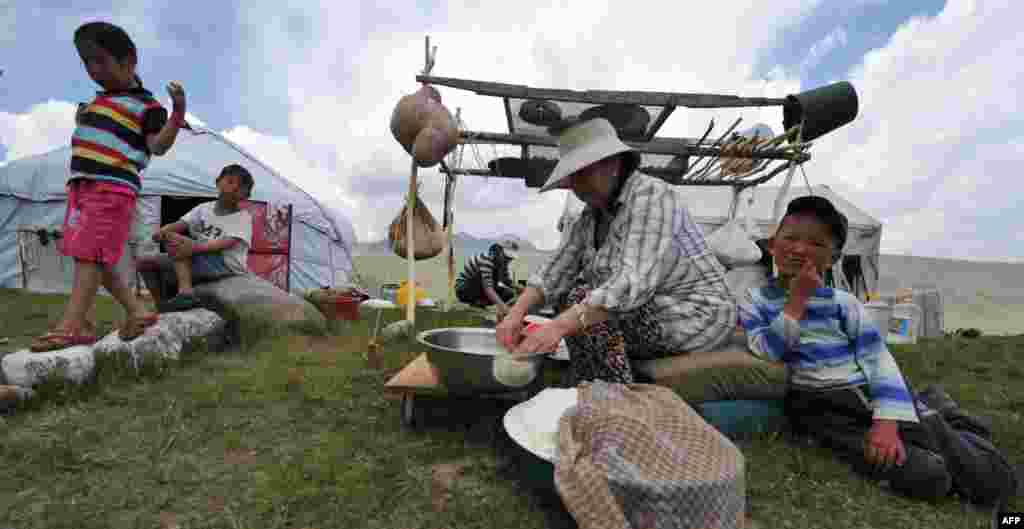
[0,128,357,294]
[556,183,882,299]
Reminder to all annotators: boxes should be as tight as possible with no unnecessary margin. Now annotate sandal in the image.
[30,331,98,352]
[119,313,160,341]
[159,293,201,313]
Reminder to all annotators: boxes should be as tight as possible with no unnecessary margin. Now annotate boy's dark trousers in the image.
[455,281,516,308]
[785,386,1012,504]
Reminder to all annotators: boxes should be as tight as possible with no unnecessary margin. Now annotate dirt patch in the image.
[286,335,316,352]
[287,367,306,387]
[430,461,468,513]
[309,335,370,354]
[224,448,258,465]
[208,495,226,513]
[158,511,180,529]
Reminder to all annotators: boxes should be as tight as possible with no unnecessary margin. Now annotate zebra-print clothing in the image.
[455,251,513,306]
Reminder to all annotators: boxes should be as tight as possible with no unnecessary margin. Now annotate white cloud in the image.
[232,0,820,250]
[5,0,1024,263]
[0,100,76,163]
[800,27,848,73]
[808,0,1024,261]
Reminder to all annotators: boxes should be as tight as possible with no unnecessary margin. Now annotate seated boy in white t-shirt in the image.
[138,164,254,312]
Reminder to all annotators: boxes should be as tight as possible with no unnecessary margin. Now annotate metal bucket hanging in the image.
[579,103,651,140]
[783,81,859,142]
[488,157,557,188]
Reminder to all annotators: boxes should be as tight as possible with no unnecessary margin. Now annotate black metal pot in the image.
[783,81,859,142]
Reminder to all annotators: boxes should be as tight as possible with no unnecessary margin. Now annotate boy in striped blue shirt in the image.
[739,196,1017,506]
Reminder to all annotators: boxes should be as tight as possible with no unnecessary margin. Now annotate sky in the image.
[2,0,1022,262]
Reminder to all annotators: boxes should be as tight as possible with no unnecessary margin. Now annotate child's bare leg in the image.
[100,266,150,319]
[174,257,195,295]
[57,260,103,334]
[135,256,167,305]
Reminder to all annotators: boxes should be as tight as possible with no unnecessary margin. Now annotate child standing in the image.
[738,195,1017,507]
[31,22,188,351]
[139,164,254,312]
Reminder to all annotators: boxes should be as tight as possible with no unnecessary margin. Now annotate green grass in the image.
[1,287,1022,528]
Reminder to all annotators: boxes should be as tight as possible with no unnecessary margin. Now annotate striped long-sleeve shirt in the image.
[455,252,510,293]
[70,86,168,193]
[738,283,918,423]
[528,173,736,353]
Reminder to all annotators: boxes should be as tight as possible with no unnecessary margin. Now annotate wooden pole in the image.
[446,108,461,313]
[406,159,418,324]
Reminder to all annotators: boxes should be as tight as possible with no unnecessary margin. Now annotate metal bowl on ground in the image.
[417,327,547,396]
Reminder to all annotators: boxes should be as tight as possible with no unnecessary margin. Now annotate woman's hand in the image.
[496,309,526,351]
[496,302,511,323]
[863,419,906,472]
[513,322,565,357]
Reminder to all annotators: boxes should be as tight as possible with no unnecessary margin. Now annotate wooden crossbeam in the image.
[418,75,787,109]
[459,130,810,162]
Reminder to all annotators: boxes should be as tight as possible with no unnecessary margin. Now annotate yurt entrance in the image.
[160,195,215,227]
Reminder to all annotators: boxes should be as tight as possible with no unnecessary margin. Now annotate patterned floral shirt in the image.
[528,173,736,352]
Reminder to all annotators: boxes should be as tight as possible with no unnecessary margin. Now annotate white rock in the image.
[93,309,225,370]
[0,384,35,409]
[1,346,96,387]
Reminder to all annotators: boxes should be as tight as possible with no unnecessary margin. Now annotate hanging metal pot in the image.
[783,81,859,142]
[518,99,564,127]
[579,103,651,140]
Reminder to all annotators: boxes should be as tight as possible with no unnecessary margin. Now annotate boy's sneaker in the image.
[916,385,958,415]
[917,384,993,440]
[159,293,202,313]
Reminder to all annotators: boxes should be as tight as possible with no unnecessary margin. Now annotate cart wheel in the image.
[401,394,419,429]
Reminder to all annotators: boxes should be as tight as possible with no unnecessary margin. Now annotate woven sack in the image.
[555,381,745,529]
[388,193,445,260]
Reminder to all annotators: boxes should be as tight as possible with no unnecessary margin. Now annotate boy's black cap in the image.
[783,195,848,250]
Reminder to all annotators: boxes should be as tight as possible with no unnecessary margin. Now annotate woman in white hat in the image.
[497,118,737,384]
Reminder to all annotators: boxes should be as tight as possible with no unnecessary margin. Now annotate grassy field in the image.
[356,252,1024,336]
[1,286,1022,528]
[352,253,542,304]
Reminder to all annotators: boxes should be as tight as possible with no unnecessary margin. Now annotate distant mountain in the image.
[877,254,1024,305]
[354,232,539,258]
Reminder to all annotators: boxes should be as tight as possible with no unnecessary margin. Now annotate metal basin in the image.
[417,327,545,395]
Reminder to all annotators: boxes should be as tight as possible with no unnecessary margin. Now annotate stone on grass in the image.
[1,345,95,387]
[192,274,327,340]
[0,384,35,411]
[93,309,225,369]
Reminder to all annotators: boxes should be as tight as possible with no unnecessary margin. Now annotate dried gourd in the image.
[389,84,459,167]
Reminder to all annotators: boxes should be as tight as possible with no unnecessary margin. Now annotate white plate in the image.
[362,298,397,309]
[523,315,570,361]
[503,388,579,463]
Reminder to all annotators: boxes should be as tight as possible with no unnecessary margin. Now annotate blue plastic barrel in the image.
[695,400,787,440]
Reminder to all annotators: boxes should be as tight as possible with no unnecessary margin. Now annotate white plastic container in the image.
[887,301,923,345]
[912,286,944,338]
[864,301,893,341]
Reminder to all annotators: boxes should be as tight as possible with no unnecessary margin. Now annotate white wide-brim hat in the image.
[539,118,641,193]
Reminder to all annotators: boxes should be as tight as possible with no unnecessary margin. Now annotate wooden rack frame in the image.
[425,74,811,190]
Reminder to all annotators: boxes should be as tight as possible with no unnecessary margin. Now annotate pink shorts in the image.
[59,179,137,267]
